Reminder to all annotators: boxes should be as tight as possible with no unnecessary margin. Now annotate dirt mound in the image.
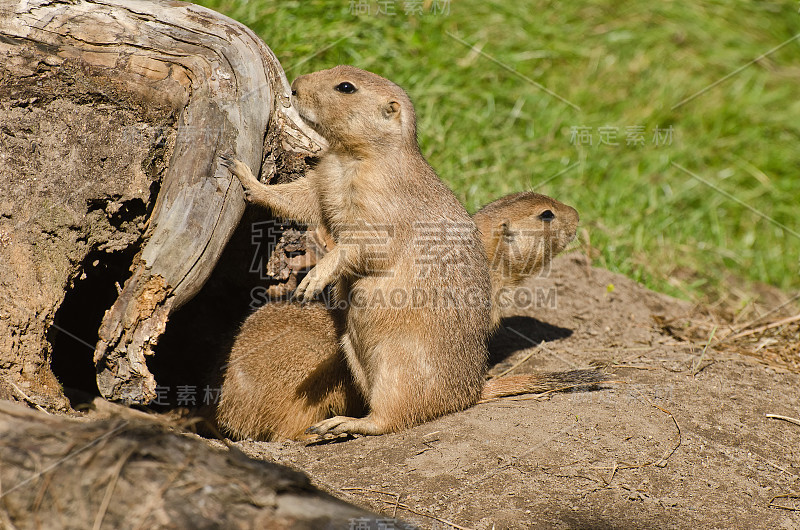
[231,254,800,529]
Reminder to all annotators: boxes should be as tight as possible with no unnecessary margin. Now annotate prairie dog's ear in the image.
[499,219,513,239]
[382,101,400,119]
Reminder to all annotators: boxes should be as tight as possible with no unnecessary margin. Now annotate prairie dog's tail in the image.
[480,369,607,401]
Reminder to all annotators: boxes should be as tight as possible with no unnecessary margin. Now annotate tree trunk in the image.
[0,0,324,406]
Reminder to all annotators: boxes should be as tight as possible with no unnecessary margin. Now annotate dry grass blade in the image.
[92,446,137,530]
[723,313,800,342]
[692,325,717,375]
[342,487,473,529]
[377,499,475,530]
[341,486,401,497]
[769,493,800,511]
[765,414,800,427]
[630,388,682,468]
[489,341,543,379]
[8,381,50,415]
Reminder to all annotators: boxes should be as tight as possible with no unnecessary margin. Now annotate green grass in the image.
[196,0,800,304]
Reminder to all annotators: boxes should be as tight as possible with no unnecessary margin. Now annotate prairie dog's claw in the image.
[221,156,261,197]
[306,416,379,436]
[294,271,325,303]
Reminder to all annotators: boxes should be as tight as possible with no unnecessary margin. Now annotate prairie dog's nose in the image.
[290,76,305,96]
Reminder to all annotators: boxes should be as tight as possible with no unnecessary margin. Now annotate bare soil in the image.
[228,254,800,529]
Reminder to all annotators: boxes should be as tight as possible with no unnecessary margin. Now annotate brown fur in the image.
[217,191,602,440]
[216,303,365,441]
[223,66,493,436]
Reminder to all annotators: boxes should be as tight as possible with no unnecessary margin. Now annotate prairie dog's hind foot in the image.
[306,415,388,437]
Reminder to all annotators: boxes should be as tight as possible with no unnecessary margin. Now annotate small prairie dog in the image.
[223,65,493,436]
[218,192,602,441]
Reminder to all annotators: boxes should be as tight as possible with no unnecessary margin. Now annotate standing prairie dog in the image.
[217,192,604,441]
[223,66,607,437]
[223,65,494,436]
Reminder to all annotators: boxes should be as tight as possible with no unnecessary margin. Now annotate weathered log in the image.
[0,0,325,405]
[0,400,390,529]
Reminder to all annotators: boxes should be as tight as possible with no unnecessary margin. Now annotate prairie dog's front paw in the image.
[294,267,328,303]
[220,156,260,195]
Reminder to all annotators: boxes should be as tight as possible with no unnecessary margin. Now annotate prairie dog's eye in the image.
[334,82,357,94]
[538,210,555,221]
